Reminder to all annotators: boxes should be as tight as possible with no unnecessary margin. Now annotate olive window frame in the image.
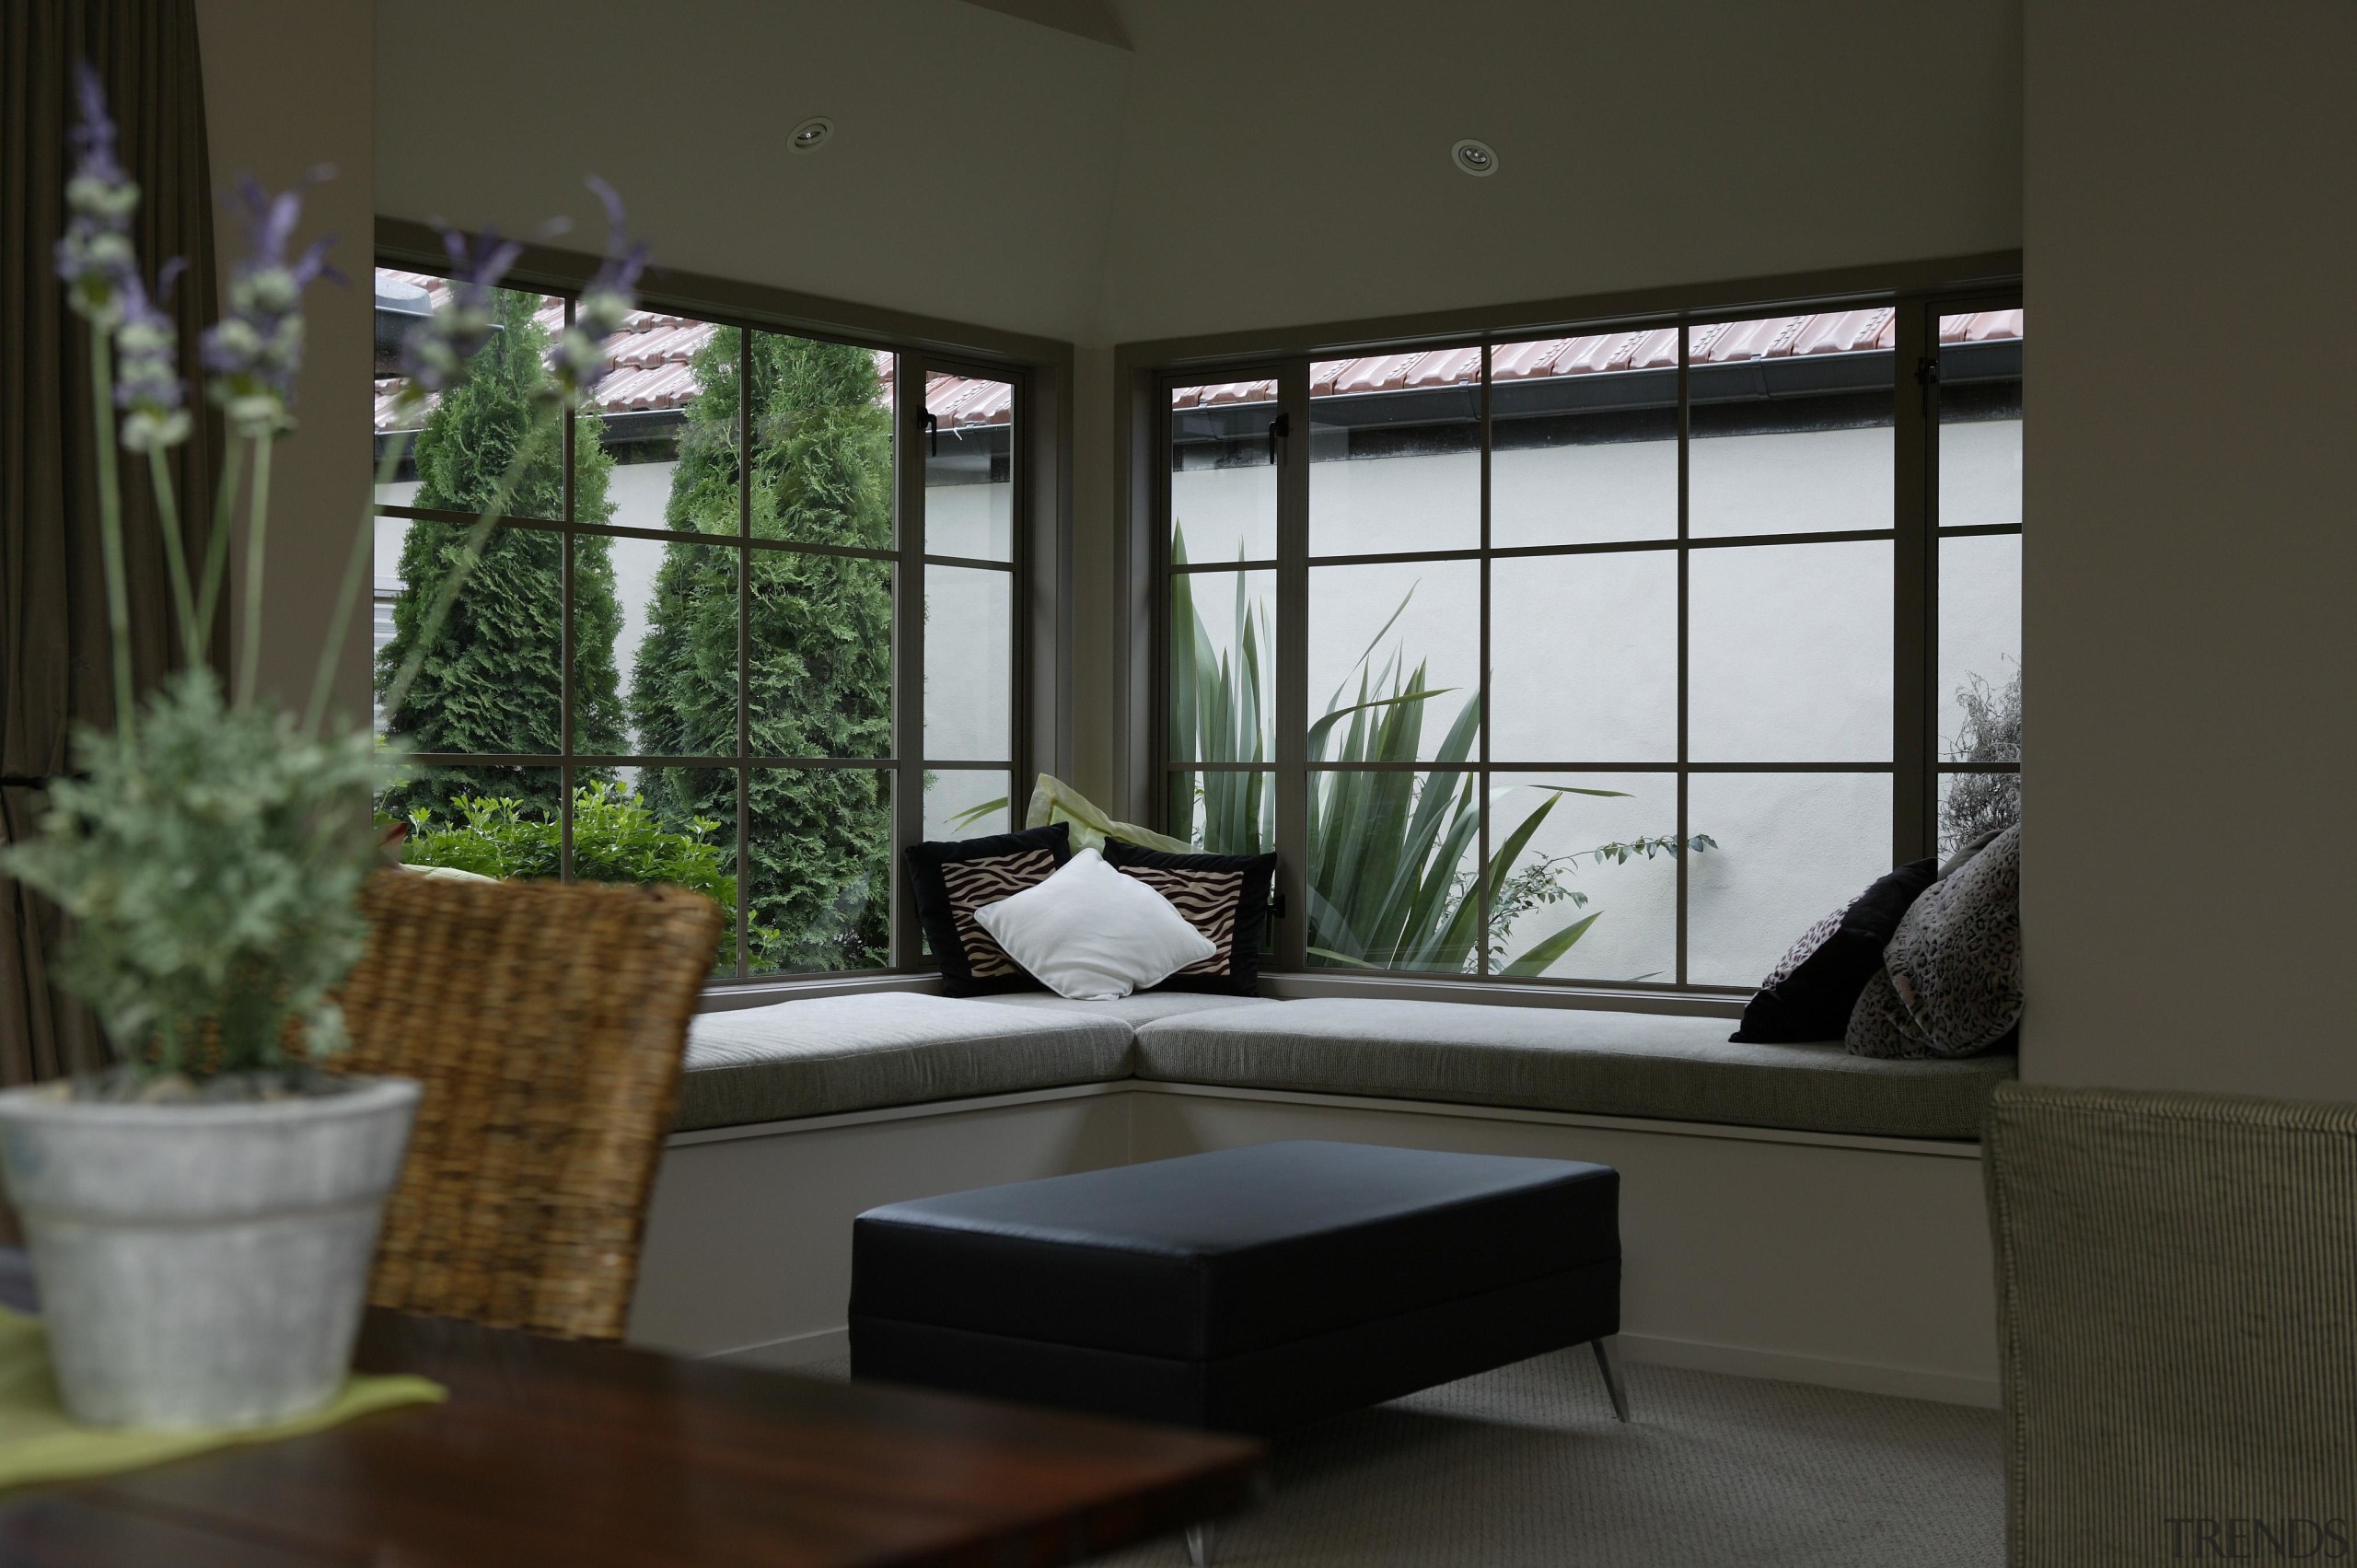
[1129,261,2024,996]
[370,219,1070,987]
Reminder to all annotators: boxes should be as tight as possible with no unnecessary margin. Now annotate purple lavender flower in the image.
[202,171,340,437]
[545,177,651,409]
[115,261,191,451]
[390,226,524,412]
[54,64,141,326]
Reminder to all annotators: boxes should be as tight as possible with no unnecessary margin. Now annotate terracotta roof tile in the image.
[1175,310,2015,411]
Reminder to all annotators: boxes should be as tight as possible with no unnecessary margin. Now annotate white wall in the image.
[1095,1,2023,343]
[2022,0,2357,1098]
[372,0,1131,345]
[1173,423,2022,983]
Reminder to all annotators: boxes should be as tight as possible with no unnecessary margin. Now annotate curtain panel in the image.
[1,0,219,1085]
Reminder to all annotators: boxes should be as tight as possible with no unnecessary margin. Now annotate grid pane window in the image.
[1487,775,1679,983]
[1689,312,1896,539]
[924,564,1012,763]
[1306,768,1480,973]
[1491,331,1678,548]
[1306,559,1480,764]
[1168,568,1274,767]
[1161,296,2018,993]
[924,374,1015,562]
[1687,772,1895,986]
[924,769,1013,842]
[1310,354,1480,556]
[1169,769,1273,857]
[373,266,1024,981]
[1935,308,2025,854]
[1491,551,1678,763]
[1688,540,1893,762]
[1170,382,1277,566]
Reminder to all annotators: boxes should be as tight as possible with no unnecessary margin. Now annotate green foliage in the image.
[630,330,894,972]
[399,781,756,967]
[1168,524,1713,977]
[376,288,625,821]
[0,670,381,1074]
[1167,530,1271,854]
[1941,667,2022,853]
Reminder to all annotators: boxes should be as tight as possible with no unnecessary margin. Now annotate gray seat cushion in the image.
[677,993,1133,1132]
[1134,998,2014,1140]
[970,990,1268,1028]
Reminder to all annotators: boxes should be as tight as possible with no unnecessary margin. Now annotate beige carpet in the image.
[807,1347,2002,1566]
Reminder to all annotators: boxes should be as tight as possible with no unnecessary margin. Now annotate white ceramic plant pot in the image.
[0,1075,419,1430]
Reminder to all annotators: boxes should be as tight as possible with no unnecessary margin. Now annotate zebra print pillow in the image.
[1101,842,1278,995]
[903,824,1072,995]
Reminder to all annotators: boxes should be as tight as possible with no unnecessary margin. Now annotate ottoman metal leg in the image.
[1185,1520,1217,1566]
[1591,1337,1631,1423]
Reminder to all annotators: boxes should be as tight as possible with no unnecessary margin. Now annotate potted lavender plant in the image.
[0,69,647,1430]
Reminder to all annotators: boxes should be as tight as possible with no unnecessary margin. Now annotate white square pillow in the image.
[971,847,1217,1000]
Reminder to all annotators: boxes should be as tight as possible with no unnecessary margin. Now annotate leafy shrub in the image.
[629,331,892,973]
[375,287,627,823]
[1941,668,2022,854]
[399,781,762,965]
[1168,523,1713,977]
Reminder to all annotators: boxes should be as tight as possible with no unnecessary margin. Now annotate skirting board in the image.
[630,1082,1999,1408]
[704,1327,2002,1411]
[708,1326,851,1371]
[1614,1333,2001,1409]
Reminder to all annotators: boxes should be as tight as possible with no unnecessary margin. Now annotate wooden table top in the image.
[0,1309,1263,1567]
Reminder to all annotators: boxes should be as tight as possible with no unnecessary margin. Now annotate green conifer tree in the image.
[377,288,625,820]
[631,330,894,971]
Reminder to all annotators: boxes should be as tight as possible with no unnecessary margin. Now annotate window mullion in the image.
[1893,301,1935,865]
[1476,346,1493,978]
[891,355,929,970]
[735,330,753,981]
[560,296,577,885]
[1273,363,1311,973]
[1675,322,1691,987]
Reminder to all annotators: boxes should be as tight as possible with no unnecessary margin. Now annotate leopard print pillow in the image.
[1844,823,2021,1060]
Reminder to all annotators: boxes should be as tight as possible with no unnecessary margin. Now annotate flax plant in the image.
[1168,523,1714,978]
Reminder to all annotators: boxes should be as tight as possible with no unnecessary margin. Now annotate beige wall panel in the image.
[628,1088,1132,1362]
[2022,0,2357,1096]
[1097,1,2023,344]
[199,0,376,720]
[636,1084,1996,1405]
[1131,1088,1998,1407]
[372,0,1132,345]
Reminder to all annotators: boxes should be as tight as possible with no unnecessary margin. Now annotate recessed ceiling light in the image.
[1451,138,1499,178]
[791,117,834,154]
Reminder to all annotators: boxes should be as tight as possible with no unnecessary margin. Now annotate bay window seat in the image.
[1129,998,2013,1142]
[674,990,2014,1142]
[674,993,1135,1132]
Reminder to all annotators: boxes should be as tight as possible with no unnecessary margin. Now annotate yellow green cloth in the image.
[0,1307,445,1492]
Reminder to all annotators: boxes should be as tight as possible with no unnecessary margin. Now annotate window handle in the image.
[1267,412,1289,465]
[921,412,938,458]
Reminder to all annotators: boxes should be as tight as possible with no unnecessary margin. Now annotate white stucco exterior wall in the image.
[1171,417,2021,985]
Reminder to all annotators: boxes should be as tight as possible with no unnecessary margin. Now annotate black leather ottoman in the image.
[849,1140,1627,1437]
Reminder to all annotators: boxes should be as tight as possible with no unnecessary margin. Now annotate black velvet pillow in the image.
[1101,842,1277,996]
[904,824,1071,996]
[1730,857,1940,1043]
